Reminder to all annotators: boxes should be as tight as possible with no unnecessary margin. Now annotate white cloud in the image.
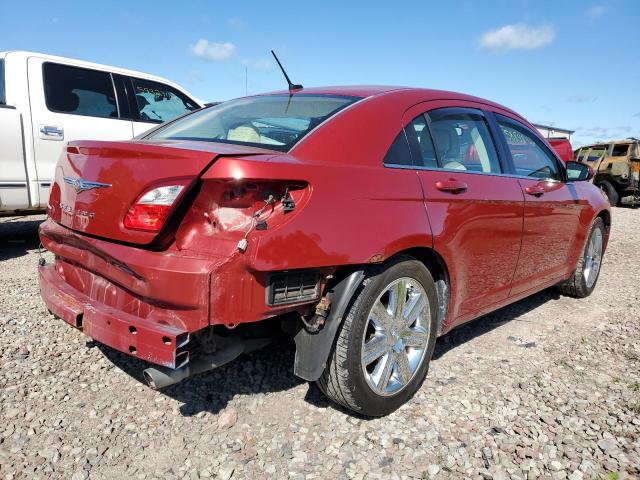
[189,39,236,61]
[479,23,555,53]
[587,5,607,18]
[242,58,273,71]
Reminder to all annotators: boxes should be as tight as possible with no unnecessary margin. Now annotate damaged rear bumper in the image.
[39,262,190,368]
[37,218,217,369]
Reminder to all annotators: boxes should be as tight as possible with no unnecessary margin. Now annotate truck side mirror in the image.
[566,161,595,181]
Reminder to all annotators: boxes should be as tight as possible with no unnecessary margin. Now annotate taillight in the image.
[124,184,185,232]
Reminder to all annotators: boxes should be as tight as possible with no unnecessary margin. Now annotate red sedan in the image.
[39,87,610,416]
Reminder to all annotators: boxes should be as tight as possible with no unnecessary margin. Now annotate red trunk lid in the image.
[48,140,274,245]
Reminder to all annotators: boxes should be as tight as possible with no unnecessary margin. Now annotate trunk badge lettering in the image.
[63,176,112,193]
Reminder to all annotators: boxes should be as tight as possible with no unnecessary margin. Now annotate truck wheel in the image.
[597,181,619,206]
[557,217,605,298]
[317,256,438,417]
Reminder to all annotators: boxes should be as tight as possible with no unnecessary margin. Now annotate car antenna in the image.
[271,50,303,92]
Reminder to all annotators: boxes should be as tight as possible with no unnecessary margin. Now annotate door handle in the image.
[435,179,468,194]
[524,185,545,197]
[39,125,64,140]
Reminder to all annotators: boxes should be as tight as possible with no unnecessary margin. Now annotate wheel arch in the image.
[293,246,452,382]
[330,246,451,333]
[596,208,612,252]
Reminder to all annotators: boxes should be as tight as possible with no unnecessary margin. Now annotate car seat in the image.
[227,125,261,143]
[432,125,466,170]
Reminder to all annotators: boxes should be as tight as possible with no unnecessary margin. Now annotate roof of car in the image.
[581,139,638,147]
[258,85,523,118]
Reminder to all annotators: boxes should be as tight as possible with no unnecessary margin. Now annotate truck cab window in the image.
[131,78,199,123]
[43,63,117,119]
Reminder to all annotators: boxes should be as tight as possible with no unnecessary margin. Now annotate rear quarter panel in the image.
[196,156,433,271]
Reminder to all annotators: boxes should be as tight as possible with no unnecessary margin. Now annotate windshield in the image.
[148,94,360,151]
[0,59,5,104]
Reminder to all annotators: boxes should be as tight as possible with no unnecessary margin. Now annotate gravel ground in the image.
[0,210,639,480]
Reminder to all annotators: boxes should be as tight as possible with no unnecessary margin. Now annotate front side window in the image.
[148,94,360,151]
[43,63,117,118]
[498,119,560,180]
[586,146,607,163]
[131,78,199,123]
[0,58,5,104]
[428,110,501,173]
[611,144,630,157]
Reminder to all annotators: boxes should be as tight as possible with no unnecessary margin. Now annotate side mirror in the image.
[566,161,595,181]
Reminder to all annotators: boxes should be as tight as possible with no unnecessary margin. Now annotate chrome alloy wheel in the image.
[361,277,431,396]
[583,227,603,289]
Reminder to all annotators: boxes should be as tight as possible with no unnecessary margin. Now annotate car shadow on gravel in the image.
[432,288,560,360]
[0,218,44,261]
[95,334,307,416]
[97,288,560,417]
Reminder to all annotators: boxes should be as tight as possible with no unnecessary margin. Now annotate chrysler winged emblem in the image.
[63,176,112,193]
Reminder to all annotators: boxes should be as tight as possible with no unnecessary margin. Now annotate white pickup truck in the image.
[0,51,203,215]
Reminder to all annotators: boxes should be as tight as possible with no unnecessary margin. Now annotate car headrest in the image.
[136,95,150,110]
[432,124,460,159]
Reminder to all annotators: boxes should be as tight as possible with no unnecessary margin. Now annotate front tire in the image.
[557,217,605,298]
[597,181,619,206]
[317,256,438,417]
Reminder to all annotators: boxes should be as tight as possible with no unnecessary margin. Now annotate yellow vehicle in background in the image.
[575,138,640,206]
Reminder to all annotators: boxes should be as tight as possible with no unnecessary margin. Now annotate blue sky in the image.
[3,0,639,147]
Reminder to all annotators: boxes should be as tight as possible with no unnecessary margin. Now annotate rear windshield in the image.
[147,94,360,151]
[0,59,5,104]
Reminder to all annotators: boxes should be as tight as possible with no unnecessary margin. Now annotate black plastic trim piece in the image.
[266,269,320,306]
[293,269,365,381]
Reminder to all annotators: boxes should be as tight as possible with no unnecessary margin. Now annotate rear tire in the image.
[557,217,605,298]
[317,255,438,417]
[597,181,619,206]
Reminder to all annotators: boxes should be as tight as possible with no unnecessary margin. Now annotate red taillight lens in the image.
[124,184,185,232]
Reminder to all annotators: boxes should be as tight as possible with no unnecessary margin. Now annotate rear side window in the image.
[428,110,501,173]
[0,59,5,104]
[408,115,439,168]
[498,119,560,180]
[383,131,413,166]
[611,144,629,156]
[587,146,607,163]
[576,148,589,162]
[43,63,117,119]
[131,77,199,123]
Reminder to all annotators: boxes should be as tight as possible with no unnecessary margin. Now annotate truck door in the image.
[0,57,30,210]
[27,57,134,207]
